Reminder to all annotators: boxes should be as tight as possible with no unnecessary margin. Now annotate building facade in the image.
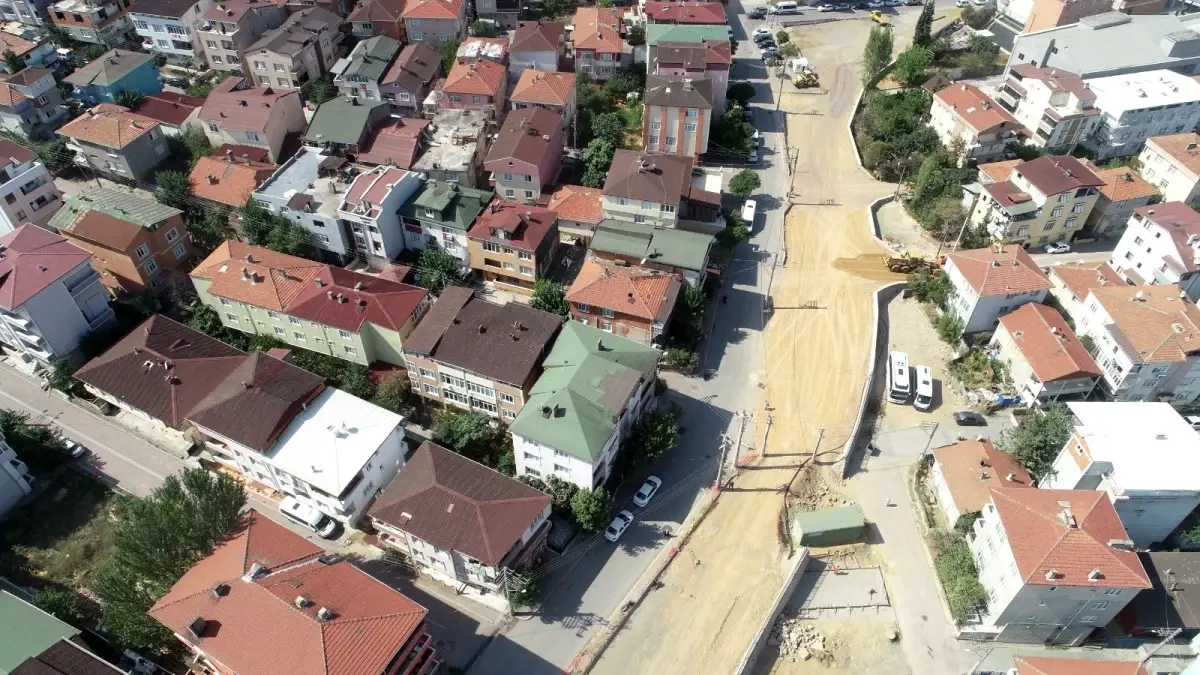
[1139,133,1200,207]
[49,0,133,46]
[0,140,60,233]
[642,75,712,158]
[1086,70,1200,161]
[930,83,1022,165]
[130,0,213,64]
[195,0,286,73]
[58,104,169,181]
[338,165,423,260]
[990,302,1101,405]
[945,244,1052,334]
[1109,203,1200,299]
[466,201,558,294]
[64,49,163,105]
[398,179,491,269]
[995,65,1099,150]
[974,155,1104,247]
[484,107,563,203]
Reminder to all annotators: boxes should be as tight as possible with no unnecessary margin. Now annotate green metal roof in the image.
[793,505,865,544]
[338,35,402,84]
[302,97,389,146]
[0,591,79,674]
[47,187,182,231]
[510,322,659,462]
[589,220,714,274]
[646,24,729,46]
[400,180,491,231]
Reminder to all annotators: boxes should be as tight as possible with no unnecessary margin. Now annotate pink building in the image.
[0,140,60,233]
[651,40,730,113]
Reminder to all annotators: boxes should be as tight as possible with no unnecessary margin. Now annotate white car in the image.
[954,0,968,6]
[752,27,772,39]
[632,476,663,507]
[972,0,988,5]
[1043,242,1071,254]
[817,3,834,9]
[748,149,759,163]
[604,510,635,542]
[64,440,87,459]
[1186,415,1200,431]
[279,497,339,538]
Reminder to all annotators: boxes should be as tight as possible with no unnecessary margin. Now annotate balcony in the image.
[1,311,30,330]
[65,269,101,296]
[1038,118,1056,135]
[11,323,43,346]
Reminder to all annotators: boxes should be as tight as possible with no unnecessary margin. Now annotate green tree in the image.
[372,374,410,413]
[998,405,1072,481]
[186,304,234,340]
[680,284,706,323]
[581,137,617,187]
[543,475,579,512]
[621,409,679,469]
[775,30,790,44]
[603,69,642,100]
[626,24,646,46]
[43,24,71,47]
[936,312,963,345]
[182,127,214,161]
[727,82,755,108]
[439,38,462,73]
[48,356,78,394]
[570,487,613,532]
[415,248,464,295]
[860,25,894,85]
[265,218,312,257]
[306,76,336,106]
[470,19,499,37]
[154,170,194,213]
[591,111,624,145]
[32,137,73,174]
[728,169,761,198]
[186,208,231,252]
[961,5,995,30]
[931,530,987,621]
[84,44,106,60]
[914,0,935,46]
[507,573,541,609]
[663,346,699,373]
[1079,334,1098,357]
[777,42,799,60]
[710,106,753,156]
[497,450,516,477]
[113,89,144,110]
[433,408,505,466]
[906,268,954,308]
[33,584,87,624]
[530,279,570,319]
[894,47,931,88]
[2,48,23,73]
[0,410,68,473]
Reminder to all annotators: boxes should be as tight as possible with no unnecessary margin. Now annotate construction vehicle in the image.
[793,70,819,88]
[869,10,891,25]
[884,253,944,274]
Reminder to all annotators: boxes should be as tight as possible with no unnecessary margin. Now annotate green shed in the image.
[793,505,865,547]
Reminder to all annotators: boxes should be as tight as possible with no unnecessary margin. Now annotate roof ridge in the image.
[994,489,1079,583]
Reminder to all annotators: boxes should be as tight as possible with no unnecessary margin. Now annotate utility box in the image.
[793,505,865,547]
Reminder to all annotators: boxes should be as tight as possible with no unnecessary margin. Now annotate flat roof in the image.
[254,147,342,218]
[1066,401,1200,492]
[1008,13,1200,78]
[0,591,79,673]
[412,108,486,174]
[267,388,402,498]
[1087,69,1200,117]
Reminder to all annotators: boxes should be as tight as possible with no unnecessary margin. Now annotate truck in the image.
[869,10,890,24]
[884,253,943,274]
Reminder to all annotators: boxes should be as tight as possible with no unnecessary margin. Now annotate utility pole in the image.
[714,429,731,489]
[935,189,981,259]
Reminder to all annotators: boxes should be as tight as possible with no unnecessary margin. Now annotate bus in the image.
[886,351,911,404]
[913,365,934,411]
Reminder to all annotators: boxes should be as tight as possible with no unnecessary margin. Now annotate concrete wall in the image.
[732,548,811,675]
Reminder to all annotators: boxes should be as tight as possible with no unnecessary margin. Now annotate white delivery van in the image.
[770,1,800,14]
[742,199,757,226]
[913,365,933,411]
[280,497,339,538]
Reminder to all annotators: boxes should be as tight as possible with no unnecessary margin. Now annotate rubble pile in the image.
[767,617,825,662]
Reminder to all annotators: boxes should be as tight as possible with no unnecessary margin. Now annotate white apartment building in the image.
[252,147,353,266]
[0,140,60,233]
[967,487,1150,645]
[930,83,1022,165]
[0,433,32,518]
[973,155,1104,247]
[1042,402,1200,548]
[930,438,1032,526]
[1045,260,1125,325]
[1139,133,1200,207]
[995,64,1100,150]
[945,244,1053,334]
[1076,283,1200,405]
[130,0,214,64]
[1085,70,1200,161]
[991,302,1101,405]
[338,166,422,261]
[1109,202,1200,299]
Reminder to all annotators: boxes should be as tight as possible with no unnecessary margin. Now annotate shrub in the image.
[936,312,964,345]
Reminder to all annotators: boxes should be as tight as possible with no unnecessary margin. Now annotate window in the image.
[1052,207,1063,217]
[525,174,533,183]
[419,368,436,379]
[173,244,186,259]
[344,346,358,356]
[1044,222,1055,231]
[208,123,219,132]
[684,123,696,132]
[685,108,698,119]
[424,384,438,395]
[601,308,615,318]
[1134,236,1144,245]
[504,188,515,198]
[500,393,514,403]
[503,409,516,420]
[399,92,411,101]
[294,331,306,341]
[1057,192,1069,203]
[410,31,422,40]
[219,297,231,306]
[634,215,646,223]
[246,131,260,142]
[1072,202,1085,214]
[288,316,300,325]
[273,326,285,336]
[472,95,482,104]
[503,172,512,181]
[523,452,538,461]
[206,40,217,48]
[524,190,534,200]
[641,200,652,210]
[134,19,148,29]
[338,329,351,339]
[1065,217,1077,229]
[554,463,569,473]
[661,204,675,214]
[650,121,660,131]
[134,243,149,259]
[1079,616,1097,625]
[1102,589,1122,596]
[503,262,514,271]
[519,266,533,275]
[649,135,659,145]
[267,311,279,320]
[665,136,676,146]
[145,259,158,274]
[254,60,266,70]
[226,313,239,323]
[274,63,284,72]
[578,303,591,312]
[1092,601,1111,610]
[600,320,613,331]
[165,227,178,242]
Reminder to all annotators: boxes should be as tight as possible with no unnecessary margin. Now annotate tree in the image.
[777,42,799,60]
[906,268,954,308]
[497,450,516,477]
[604,69,642,100]
[0,410,68,473]
[439,38,461,73]
[894,47,931,88]
[626,24,646,46]
[936,312,963,345]
[182,127,214,162]
[543,475,579,512]
[470,19,499,37]
[680,284,706,323]
[2,49,22,74]
[914,0,934,46]
[85,44,106,60]
[154,170,194,213]
[415,248,463,295]
[43,24,71,47]
[961,4,995,29]
[591,111,624,145]
[114,89,144,110]
[266,217,313,257]
[775,30,790,44]
[186,208,231,252]
[48,356,77,394]
[860,25,893,85]
[530,279,570,319]
[305,76,336,106]
[581,137,617,187]
[507,573,541,609]
[728,169,761,198]
[710,106,753,156]
[998,405,1073,480]
[33,584,87,624]
[372,374,410,413]
[570,487,613,532]
[32,137,72,174]
[432,408,505,466]
[727,82,755,108]
[621,409,678,469]
[187,304,233,339]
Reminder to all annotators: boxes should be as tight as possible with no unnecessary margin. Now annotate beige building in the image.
[196,0,286,72]
[642,75,712,158]
[601,150,724,233]
[1046,260,1124,325]
[973,155,1104,247]
[931,83,1023,165]
[245,7,343,90]
[1083,165,1157,239]
[1023,0,1113,33]
[197,77,306,163]
[1138,133,1200,207]
[466,202,558,294]
[991,302,1101,405]
[996,65,1100,151]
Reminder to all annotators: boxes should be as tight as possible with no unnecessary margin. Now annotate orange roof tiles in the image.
[1015,656,1145,675]
[935,82,1017,133]
[1147,132,1200,177]
[468,200,557,252]
[567,258,681,322]
[58,103,160,150]
[511,70,576,106]
[442,58,505,97]
[574,6,624,53]
[948,244,1052,296]
[932,438,1032,515]
[190,155,276,209]
[998,303,1101,382]
[546,184,604,226]
[0,81,23,108]
[644,1,727,24]
[978,159,1022,184]
[1093,166,1158,202]
[1090,283,1200,364]
[403,0,461,19]
[1049,261,1124,302]
[0,32,37,58]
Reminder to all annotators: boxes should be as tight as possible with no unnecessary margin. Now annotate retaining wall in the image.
[732,547,812,675]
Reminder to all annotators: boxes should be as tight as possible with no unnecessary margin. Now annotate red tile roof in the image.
[190,155,277,209]
[0,32,37,58]
[468,199,557,252]
[546,184,604,226]
[1049,261,1124,301]
[1015,656,1145,675]
[1133,202,1200,274]
[199,78,300,133]
[510,70,576,106]
[989,488,1151,589]
[1147,132,1200,178]
[0,224,93,311]
[0,81,24,107]
[948,244,1052,296]
[1015,155,1105,196]
[978,159,1022,184]
[935,83,1017,133]
[574,7,624,52]
[1090,283,1200,364]
[644,1,726,24]
[357,117,429,168]
[150,511,429,675]
[135,92,204,127]
[0,139,34,166]
[402,0,462,19]
[567,258,682,322]
[442,58,505,97]
[511,20,564,53]
[369,442,551,566]
[932,438,1032,515]
[348,0,404,22]
[998,303,1101,382]
[58,104,160,150]
[1092,166,1157,202]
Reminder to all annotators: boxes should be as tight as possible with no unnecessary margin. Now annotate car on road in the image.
[64,440,87,459]
[1043,242,1071,254]
[748,6,768,17]
[604,510,635,542]
[760,48,778,61]
[972,0,988,4]
[633,476,663,507]
[279,497,340,538]
[748,148,759,162]
[817,3,834,9]
[163,76,189,88]
[727,25,735,38]
[752,129,763,146]
[1186,415,1200,431]
[953,411,987,426]
[954,0,968,5]
[754,32,774,44]
[866,0,883,7]
[752,27,772,39]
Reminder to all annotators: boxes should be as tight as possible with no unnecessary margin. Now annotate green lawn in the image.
[0,472,124,589]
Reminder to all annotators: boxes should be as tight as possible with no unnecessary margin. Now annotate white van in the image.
[280,497,339,538]
[769,1,799,14]
[913,365,933,411]
[742,199,757,225]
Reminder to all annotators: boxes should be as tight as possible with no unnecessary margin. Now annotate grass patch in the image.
[617,100,643,128]
[0,473,125,589]
[930,529,987,623]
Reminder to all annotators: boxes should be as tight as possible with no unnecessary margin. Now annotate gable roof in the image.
[644,74,713,110]
[356,117,429,169]
[573,7,624,52]
[132,0,209,17]
[398,180,491,230]
[150,512,428,675]
[402,0,461,19]
[998,303,1101,382]
[1089,283,1200,364]
[1015,155,1105,195]
[1049,261,1124,301]
[511,21,564,53]
[989,487,1150,589]
[484,107,562,170]
[1132,201,1200,274]
[442,58,505,97]
[190,155,277,209]
[546,184,604,226]
[510,70,575,107]
[589,219,713,272]
[199,78,300,133]
[567,258,682,323]
[603,150,694,204]
[134,92,205,127]
[645,23,728,46]
[10,639,125,675]
[337,35,402,84]
[644,1,726,24]
[0,225,92,311]
[0,32,37,59]
[248,7,342,55]
[1,67,50,90]
[57,104,160,150]
[382,43,440,90]
[0,591,80,674]
[934,82,1018,133]
[63,49,152,88]
[403,286,562,386]
[348,0,404,23]
[978,159,1023,184]
[947,244,1052,296]
[1014,656,1144,675]
[302,96,389,147]
[653,40,731,68]
[0,140,34,167]
[369,442,551,566]
[467,200,557,252]
[932,438,1032,516]
[47,186,182,233]
[1147,132,1200,178]
[1092,166,1157,202]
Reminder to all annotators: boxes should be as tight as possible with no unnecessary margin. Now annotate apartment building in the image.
[995,65,1099,151]
[0,140,60,232]
[567,257,681,346]
[410,108,487,186]
[1006,13,1200,81]
[1086,70,1200,161]
[0,80,41,139]
[0,0,47,26]
[0,435,31,517]
[356,116,428,169]
[466,200,558,294]
[403,286,562,420]
[991,302,1101,405]
[1083,165,1157,239]
[967,488,1150,645]
[440,58,507,115]
[1076,283,1200,404]
[63,49,162,105]
[0,224,114,367]
[250,148,352,263]
[484,107,564,203]
[644,1,726,25]
[651,40,731,114]
[190,241,431,367]
[0,71,63,139]
[930,83,1022,165]
[573,7,629,81]
[510,321,659,490]
[189,148,277,209]
[0,34,56,71]
[588,219,714,287]
[198,77,305,162]
[1139,133,1200,207]
[972,155,1104,247]
[1018,0,1111,33]
[348,0,404,41]
[1109,202,1200,299]
[944,244,1052,334]
[150,512,440,675]
[1043,402,1200,547]
[57,104,169,181]
[245,7,343,90]
[49,187,193,294]
[642,75,712,158]
[475,0,519,30]
[602,150,725,233]
[333,34,401,102]
[133,92,204,136]
[509,20,564,79]
[1046,260,1124,324]
[338,165,423,260]
[546,183,603,242]
[49,0,133,46]
[402,0,465,46]
[379,42,440,113]
[510,70,575,130]
[129,0,213,64]
[398,179,491,269]
[930,438,1031,527]
[195,0,286,73]
[301,96,389,155]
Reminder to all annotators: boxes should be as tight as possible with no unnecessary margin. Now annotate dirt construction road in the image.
[591,19,903,675]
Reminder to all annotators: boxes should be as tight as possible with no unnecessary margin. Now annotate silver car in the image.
[604,510,635,542]
[633,476,663,507]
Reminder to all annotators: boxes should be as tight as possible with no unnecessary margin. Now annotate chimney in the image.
[1006,473,1016,482]
[242,153,250,165]
[1044,569,1061,581]
[295,595,312,608]
[1088,568,1103,580]
[186,617,207,639]
[226,148,234,161]
[1108,538,1135,551]
[316,607,334,622]
[205,174,216,185]
[541,405,552,418]
[211,583,229,598]
[1057,501,1076,528]
[315,278,324,288]
[354,281,363,290]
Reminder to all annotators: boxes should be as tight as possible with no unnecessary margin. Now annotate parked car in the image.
[279,497,339,538]
[64,440,87,459]
[753,27,772,39]
[760,48,778,61]
[752,129,763,146]
[604,510,635,542]
[1043,242,1071,254]
[754,33,774,44]
[834,2,851,8]
[1186,415,1200,431]
[954,0,968,6]
[162,76,189,88]
[972,0,988,5]
[817,3,834,9]
[633,476,663,507]
[748,6,768,17]
[866,0,884,7]
[953,411,987,426]
[748,148,759,163]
